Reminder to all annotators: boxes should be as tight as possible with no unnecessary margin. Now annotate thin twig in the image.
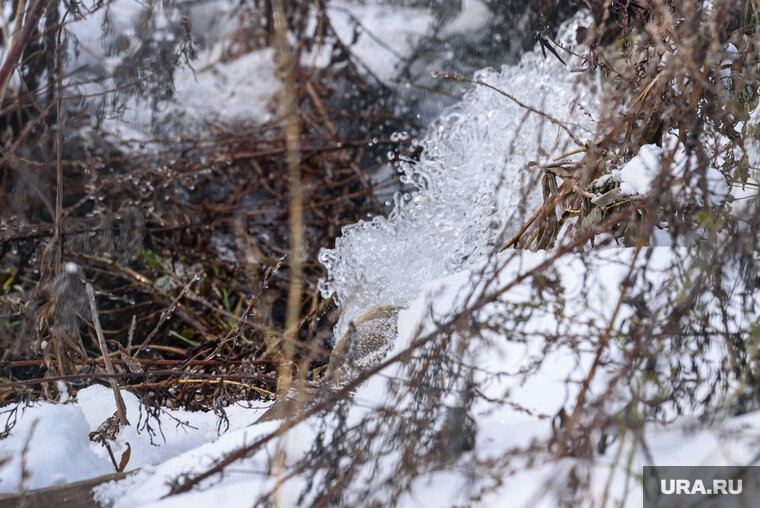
[134,272,200,358]
[552,243,643,459]
[0,0,41,108]
[501,206,542,251]
[0,369,276,390]
[126,315,136,351]
[86,282,130,427]
[2,358,271,368]
[434,71,585,147]
[124,379,275,397]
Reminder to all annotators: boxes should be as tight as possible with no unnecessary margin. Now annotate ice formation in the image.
[319,15,601,340]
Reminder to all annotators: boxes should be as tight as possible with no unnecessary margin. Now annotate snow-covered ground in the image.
[66,0,447,142]
[2,246,760,506]
[66,0,280,142]
[0,384,269,493]
[1,4,759,507]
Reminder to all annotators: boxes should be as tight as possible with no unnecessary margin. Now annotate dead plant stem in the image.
[272,0,303,504]
[86,282,130,427]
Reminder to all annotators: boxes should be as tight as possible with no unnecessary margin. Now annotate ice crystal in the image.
[319,16,601,340]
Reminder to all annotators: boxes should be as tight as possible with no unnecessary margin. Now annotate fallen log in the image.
[0,470,132,508]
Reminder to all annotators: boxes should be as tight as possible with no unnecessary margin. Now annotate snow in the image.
[614,139,730,207]
[1,6,758,507]
[0,384,268,495]
[2,247,757,506]
[748,104,760,171]
[66,0,436,143]
[352,246,757,506]
[67,0,144,68]
[438,0,491,38]
[170,49,278,126]
[76,44,278,143]
[617,144,662,195]
[0,402,110,491]
[93,419,283,507]
[312,0,434,82]
[65,0,277,142]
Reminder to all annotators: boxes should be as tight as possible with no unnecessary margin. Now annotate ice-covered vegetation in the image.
[1,0,760,507]
[319,13,602,338]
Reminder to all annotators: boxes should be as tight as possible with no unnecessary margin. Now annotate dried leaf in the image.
[117,343,144,373]
[537,33,566,65]
[591,188,625,208]
[581,207,603,229]
[118,442,131,472]
[89,411,121,443]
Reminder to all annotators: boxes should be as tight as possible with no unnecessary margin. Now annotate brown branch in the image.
[2,358,272,368]
[272,0,304,502]
[87,282,130,427]
[500,205,543,251]
[0,369,277,390]
[0,0,44,109]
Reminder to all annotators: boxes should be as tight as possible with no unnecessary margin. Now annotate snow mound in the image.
[169,49,278,126]
[618,144,662,195]
[0,385,267,494]
[614,138,729,206]
[0,402,111,492]
[748,104,760,171]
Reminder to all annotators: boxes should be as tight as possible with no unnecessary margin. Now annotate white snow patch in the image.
[311,1,434,81]
[172,49,278,126]
[439,0,491,38]
[66,0,278,142]
[0,403,111,492]
[0,384,268,495]
[86,47,278,143]
[747,103,760,170]
[617,144,662,195]
[614,140,729,206]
